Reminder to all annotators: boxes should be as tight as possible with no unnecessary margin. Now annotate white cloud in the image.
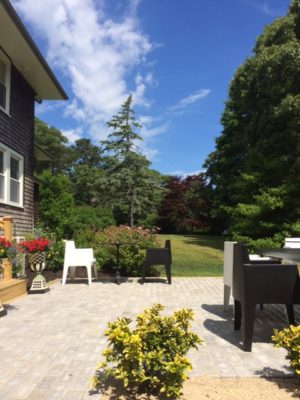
[243,0,286,17]
[61,128,82,144]
[137,116,169,161]
[13,0,154,140]
[169,89,211,112]
[168,169,204,177]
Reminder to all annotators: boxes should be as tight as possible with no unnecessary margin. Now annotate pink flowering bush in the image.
[75,225,160,276]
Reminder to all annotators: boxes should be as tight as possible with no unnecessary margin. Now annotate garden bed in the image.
[99,377,300,399]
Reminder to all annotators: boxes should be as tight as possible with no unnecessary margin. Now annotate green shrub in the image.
[46,240,65,271]
[65,206,115,238]
[92,304,202,398]
[76,225,160,276]
[272,325,300,375]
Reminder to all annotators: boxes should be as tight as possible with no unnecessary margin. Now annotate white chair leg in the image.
[224,284,231,311]
[62,265,69,285]
[87,265,92,285]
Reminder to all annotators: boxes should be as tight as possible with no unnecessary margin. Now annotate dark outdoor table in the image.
[256,248,300,263]
[105,241,138,285]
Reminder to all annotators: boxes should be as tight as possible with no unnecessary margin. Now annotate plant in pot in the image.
[20,237,50,293]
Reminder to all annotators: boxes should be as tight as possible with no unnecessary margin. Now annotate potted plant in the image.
[20,237,50,293]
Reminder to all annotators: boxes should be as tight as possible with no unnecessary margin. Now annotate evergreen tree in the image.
[101,95,161,227]
[204,0,300,246]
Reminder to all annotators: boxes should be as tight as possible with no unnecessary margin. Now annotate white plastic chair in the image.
[284,238,300,248]
[62,240,97,285]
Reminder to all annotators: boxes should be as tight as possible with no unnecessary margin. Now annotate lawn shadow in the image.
[182,235,224,251]
[254,368,300,398]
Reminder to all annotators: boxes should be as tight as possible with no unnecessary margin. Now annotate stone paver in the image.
[0,277,298,399]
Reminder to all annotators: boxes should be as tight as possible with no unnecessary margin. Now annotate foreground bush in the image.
[92,304,202,398]
[273,325,300,375]
[76,225,159,276]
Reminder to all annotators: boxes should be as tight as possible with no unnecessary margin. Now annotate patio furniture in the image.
[232,243,300,351]
[284,238,300,248]
[62,240,97,285]
[141,240,172,284]
[223,241,276,311]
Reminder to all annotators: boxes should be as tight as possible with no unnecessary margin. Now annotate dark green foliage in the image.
[204,1,300,245]
[35,118,71,173]
[68,139,106,205]
[65,206,115,238]
[37,171,74,239]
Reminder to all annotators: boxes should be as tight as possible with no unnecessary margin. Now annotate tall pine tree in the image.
[101,95,160,227]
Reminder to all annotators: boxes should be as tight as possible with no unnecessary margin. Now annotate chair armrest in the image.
[250,259,281,265]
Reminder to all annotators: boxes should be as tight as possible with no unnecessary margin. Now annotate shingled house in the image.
[0,0,67,236]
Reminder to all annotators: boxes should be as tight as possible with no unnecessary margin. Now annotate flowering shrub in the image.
[0,237,11,258]
[92,304,202,398]
[46,240,65,271]
[273,325,300,375]
[20,237,49,253]
[86,225,160,276]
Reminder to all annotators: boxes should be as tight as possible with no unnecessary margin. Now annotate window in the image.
[0,144,23,207]
[0,50,11,114]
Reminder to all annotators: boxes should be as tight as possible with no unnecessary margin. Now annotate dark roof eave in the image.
[1,0,68,100]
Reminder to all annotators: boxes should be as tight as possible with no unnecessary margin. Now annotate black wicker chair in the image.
[232,243,300,351]
[141,240,172,284]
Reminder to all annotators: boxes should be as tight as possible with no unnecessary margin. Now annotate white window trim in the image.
[0,143,24,208]
[0,49,11,116]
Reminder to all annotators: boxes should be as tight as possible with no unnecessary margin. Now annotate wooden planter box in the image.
[0,259,27,303]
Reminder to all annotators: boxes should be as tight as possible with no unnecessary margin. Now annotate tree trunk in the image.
[129,200,134,227]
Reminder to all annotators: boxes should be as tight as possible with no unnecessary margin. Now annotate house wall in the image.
[0,64,35,236]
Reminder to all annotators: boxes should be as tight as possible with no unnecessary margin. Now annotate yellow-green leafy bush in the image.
[272,325,300,375]
[92,304,202,398]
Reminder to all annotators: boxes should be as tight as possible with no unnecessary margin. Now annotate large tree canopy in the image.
[204,0,300,246]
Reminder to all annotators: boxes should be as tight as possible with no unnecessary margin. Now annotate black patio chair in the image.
[141,240,172,284]
[232,243,300,351]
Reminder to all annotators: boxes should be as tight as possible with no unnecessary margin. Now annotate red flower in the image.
[21,238,49,253]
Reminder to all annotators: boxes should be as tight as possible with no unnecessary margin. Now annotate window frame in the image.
[0,49,11,115]
[0,143,24,208]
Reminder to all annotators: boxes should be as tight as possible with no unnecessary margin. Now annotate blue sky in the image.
[13,0,291,175]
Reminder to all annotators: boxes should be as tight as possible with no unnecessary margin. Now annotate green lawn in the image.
[158,234,224,277]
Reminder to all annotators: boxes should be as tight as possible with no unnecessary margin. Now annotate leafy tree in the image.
[64,205,115,238]
[158,174,211,233]
[204,0,300,245]
[34,118,71,173]
[68,139,106,205]
[101,95,161,226]
[37,170,74,238]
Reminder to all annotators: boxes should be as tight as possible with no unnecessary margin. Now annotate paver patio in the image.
[0,277,298,400]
